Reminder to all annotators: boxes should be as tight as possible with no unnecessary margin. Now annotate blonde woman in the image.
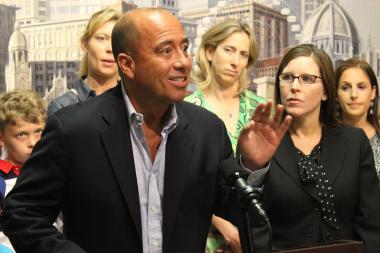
[185,19,266,253]
[48,7,120,115]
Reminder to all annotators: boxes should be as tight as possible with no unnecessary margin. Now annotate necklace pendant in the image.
[229,113,232,118]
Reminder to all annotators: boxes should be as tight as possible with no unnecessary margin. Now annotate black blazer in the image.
[1,85,240,253]
[262,126,380,253]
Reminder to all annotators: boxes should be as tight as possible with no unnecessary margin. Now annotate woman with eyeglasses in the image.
[335,59,380,183]
[249,44,380,252]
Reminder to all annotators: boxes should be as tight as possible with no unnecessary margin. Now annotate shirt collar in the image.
[76,77,96,99]
[0,160,22,176]
[120,80,179,133]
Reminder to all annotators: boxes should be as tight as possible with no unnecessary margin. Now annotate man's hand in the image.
[238,100,292,171]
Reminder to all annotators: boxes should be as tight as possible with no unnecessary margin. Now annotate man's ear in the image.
[117,53,135,79]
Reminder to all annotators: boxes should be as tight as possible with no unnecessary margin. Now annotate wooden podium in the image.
[275,240,363,253]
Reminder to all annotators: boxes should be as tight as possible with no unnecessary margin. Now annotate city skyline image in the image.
[0,0,379,101]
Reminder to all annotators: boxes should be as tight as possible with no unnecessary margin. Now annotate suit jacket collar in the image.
[162,103,194,251]
[99,84,142,240]
[98,84,195,249]
[273,126,347,201]
[321,126,347,185]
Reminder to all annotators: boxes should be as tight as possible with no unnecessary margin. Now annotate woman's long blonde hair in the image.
[79,7,121,77]
[191,19,258,94]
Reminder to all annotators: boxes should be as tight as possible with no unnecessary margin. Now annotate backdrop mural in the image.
[0,0,379,101]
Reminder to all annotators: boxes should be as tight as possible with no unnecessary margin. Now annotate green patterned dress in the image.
[185,89,267,155]
[185,89,266,252]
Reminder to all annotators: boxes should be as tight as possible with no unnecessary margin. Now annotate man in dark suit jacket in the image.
[0,8,291,253]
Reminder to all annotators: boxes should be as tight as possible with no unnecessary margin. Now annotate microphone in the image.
[219,159,269,222]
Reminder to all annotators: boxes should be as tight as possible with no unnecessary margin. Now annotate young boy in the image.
[0,90,46,252]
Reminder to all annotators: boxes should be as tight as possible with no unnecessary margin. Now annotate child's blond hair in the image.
[0,90,46,133]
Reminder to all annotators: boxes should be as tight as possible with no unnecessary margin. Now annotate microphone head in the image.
[219,159,243,182]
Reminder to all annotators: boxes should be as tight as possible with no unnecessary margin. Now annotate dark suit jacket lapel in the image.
[99,85,142,241]
[322,126,347,185]
[273,132,319,200]
[274,127,348,201]
[163,105,194,251]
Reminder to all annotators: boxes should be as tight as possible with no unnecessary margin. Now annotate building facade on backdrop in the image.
[300,0,359,68]
[1,0,197,100]
[292,0,380,80]
[13,18,88,95]
[49,0,137,20]
[181,1,288,60]
[0,4,16,93]
[1,0,379,100]
[0,0,49,25]
[5,23,32,91]
[336,0,380,78]
[179,0,219,11]
[301,0,324,25]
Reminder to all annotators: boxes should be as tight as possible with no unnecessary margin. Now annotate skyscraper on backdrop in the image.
[0,3,16,93]
[336,0,380,76]
[1,0,378,98]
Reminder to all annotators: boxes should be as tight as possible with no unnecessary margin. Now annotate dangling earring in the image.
[336,103,340,118]
[369,100,374,115]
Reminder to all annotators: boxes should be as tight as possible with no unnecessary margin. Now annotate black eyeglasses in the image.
[279,73,322,86]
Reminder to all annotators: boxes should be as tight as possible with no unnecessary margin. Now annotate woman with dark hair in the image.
[336,58,380,182]
[247,44,380,252]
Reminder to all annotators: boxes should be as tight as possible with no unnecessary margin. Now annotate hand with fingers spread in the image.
[238,100,292,171]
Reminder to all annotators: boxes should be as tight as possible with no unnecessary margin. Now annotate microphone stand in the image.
[229,172,272,253]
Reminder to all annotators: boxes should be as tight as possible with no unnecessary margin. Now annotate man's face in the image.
[0,119,44,165]
[129,11,192,107]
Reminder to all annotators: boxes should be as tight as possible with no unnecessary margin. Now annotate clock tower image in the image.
[5,23,32,91]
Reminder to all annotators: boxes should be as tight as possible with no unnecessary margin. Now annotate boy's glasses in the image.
[279,73,322,86]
